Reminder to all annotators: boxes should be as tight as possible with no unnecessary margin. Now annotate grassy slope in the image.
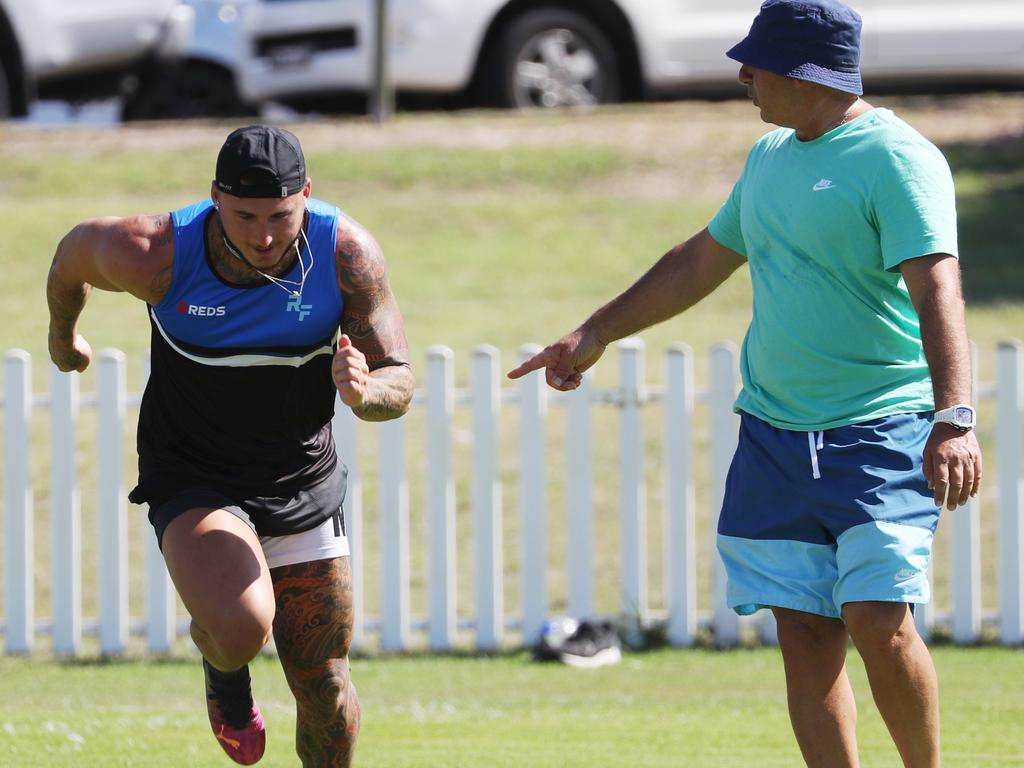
[4,96,1022,377]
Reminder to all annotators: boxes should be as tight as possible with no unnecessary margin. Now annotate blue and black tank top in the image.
[130,198,346,525]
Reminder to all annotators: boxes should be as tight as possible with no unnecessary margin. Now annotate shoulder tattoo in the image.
[148,214,174,249]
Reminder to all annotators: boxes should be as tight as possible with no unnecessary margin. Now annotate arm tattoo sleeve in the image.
[337,219,415,421]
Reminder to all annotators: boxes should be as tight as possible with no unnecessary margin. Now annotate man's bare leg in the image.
[161,507,276,669]
[162,507,275,764]
[844,601,939,768]
[272,557,359,768]
[772,607,860,768]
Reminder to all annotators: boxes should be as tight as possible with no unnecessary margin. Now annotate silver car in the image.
[0,0,193,118]
[122,0,1024,119]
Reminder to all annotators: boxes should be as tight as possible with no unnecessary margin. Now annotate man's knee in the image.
[276,609,353,681]
[773,607,847,651]
[842,601,917,654]
[287,660,356,722]
[195,608,274,670]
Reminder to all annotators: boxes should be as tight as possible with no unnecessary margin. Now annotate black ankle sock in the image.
[204,659,252,691]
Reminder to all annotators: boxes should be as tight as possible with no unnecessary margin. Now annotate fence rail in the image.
[2,340,1023,656]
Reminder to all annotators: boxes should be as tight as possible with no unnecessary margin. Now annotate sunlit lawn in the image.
[2,646,1023,767]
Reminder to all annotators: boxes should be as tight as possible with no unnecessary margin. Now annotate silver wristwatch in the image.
[933,404,976,431]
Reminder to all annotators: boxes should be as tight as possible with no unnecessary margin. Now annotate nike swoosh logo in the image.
[812,179,835,191]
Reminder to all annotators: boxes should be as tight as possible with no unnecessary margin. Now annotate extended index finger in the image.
[507,349,553,380]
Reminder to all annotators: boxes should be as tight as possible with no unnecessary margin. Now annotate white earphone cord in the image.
[220,224,314,299]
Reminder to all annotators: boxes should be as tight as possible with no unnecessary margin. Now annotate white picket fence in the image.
[2,339,1023,657]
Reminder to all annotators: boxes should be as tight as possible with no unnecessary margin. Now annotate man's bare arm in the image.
[334,214,414,421]
[508,228,747,388]
[901,253,982,509]
[47,214,174,371]
[584,227,747,342]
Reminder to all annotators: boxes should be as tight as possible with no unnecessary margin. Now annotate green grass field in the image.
[1,647,1023,767]
[2,95,1024,765]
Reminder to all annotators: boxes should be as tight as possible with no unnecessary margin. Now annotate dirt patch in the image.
[3,93,1021,159]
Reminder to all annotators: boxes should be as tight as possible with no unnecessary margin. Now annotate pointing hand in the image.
[507,328,606,391]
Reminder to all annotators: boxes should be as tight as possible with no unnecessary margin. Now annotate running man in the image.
[509,2,981,766]
[47,125,413,766]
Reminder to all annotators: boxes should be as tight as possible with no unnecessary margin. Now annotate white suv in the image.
[122,0,1024,119]
[0,0,193,118]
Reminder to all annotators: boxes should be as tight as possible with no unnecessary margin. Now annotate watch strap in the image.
[933,403,976,431]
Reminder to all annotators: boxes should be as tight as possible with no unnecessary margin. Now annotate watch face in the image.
[954,406,974,425]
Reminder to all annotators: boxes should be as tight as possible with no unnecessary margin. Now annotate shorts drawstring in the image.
[807,430,825,479]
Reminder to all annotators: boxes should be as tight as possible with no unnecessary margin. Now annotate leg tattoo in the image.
[272,557,359,767]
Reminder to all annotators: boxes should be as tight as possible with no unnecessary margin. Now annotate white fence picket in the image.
[472,345,503,649]
[379,416,409,651]
[518,344,548,647]
[97,349,128,655]
[2,339,1024,655]
[665,345,697,646]
[4,350,32,654]
[426,346,456,650]
[565,374,594,620]
[618,339,647,645]
[997,340,1023,644]
[50,366,82,655]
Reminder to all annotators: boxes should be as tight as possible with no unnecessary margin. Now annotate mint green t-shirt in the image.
[707,108,958,430]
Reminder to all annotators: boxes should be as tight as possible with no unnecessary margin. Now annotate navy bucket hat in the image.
[727,0,863,95]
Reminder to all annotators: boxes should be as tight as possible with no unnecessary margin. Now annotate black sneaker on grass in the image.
[558,620,623,668]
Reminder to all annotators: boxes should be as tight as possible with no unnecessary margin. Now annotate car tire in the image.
[121,61,251,121]
[485,7,621,108]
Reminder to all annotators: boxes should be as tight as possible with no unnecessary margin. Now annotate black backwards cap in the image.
[214,125,306,198]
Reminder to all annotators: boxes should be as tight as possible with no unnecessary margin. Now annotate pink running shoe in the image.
[204,659,266,765]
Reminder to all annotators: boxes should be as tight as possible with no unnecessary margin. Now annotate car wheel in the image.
[488,8,621,108]
[121,61,251,121]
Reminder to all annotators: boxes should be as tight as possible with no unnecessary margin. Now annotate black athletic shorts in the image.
[135,461,348,548]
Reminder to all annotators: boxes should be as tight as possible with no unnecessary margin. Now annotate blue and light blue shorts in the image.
[716,411,940,620]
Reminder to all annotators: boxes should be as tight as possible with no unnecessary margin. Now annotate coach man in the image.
[509,2,981,766]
